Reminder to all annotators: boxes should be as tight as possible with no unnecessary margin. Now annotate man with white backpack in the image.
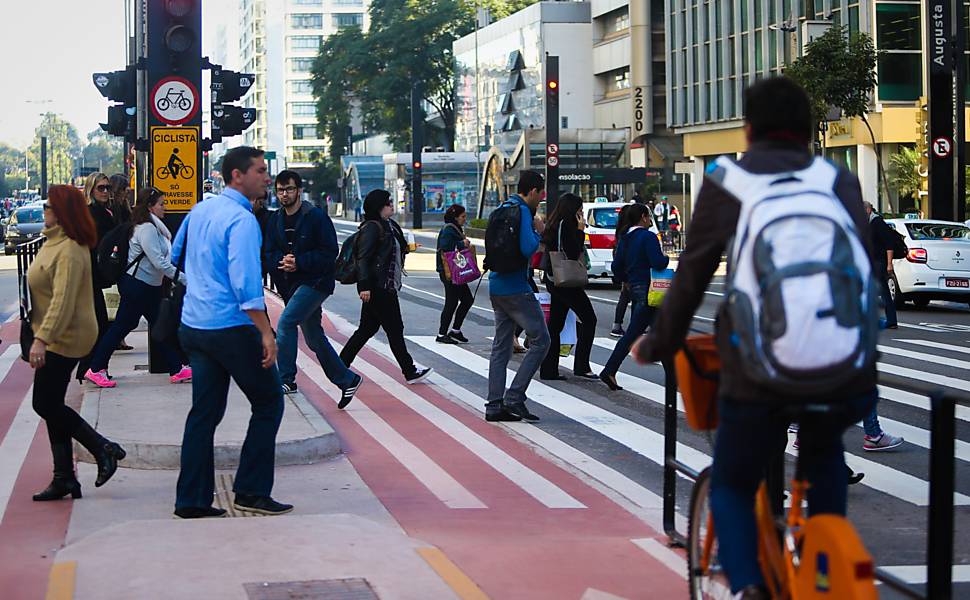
[632,77,880,599]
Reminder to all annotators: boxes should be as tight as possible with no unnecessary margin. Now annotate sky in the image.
[0,0,233,150]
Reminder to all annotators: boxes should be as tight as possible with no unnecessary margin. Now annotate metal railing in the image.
[16,237,45,319]
[661,354,959,598]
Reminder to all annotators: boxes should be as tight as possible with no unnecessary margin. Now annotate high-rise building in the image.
[234,0,370,171]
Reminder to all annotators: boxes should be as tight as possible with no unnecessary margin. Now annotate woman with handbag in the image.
[435,204,476,344]
[84,188,191,388]
[599,203,669,391]
[539,193,598,381]
[27,185,126,501]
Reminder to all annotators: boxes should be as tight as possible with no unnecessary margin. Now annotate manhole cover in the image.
[244,578,378,599]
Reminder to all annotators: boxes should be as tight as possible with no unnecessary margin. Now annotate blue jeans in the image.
[602,285,655,376]
[89,274,183,375]
[709,390,877,592]
[277,285,354,389]
[175,325,284,509]
[862,405,882,437]
[878,272,897,327]
[486,293,550,413]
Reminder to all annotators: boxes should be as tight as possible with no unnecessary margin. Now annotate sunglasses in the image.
[95,184,110,192]
[43,202,51,210]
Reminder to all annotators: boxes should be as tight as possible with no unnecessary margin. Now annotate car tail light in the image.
[586,233,615,249]
[906,248,928,263]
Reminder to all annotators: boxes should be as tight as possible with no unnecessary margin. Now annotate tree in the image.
[27,113,83,186]
[786,26,889,203]
[81,128,124,175]
[887,146,921,208]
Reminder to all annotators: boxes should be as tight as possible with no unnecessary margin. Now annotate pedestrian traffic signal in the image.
[93,66,138,143]
[211,105,256,139]
[163,0,197,55]
[211,67,255,104]
[413,161,422,170]
[148,0,201,76]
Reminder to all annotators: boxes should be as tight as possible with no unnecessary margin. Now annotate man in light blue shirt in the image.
[171,146,293,519]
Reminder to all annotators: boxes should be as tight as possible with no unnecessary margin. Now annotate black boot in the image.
[73,421,126,488]
[33,439,81,501]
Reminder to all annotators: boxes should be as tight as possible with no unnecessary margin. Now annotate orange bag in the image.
[675,335,721,431]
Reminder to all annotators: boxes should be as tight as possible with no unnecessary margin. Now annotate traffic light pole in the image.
[411,81,424,229]
[40,137,48,199]
[544,55,560,218]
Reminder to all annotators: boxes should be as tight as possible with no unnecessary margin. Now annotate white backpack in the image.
[709,156,879,397]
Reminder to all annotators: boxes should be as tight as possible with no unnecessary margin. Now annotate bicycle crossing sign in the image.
[151,76,200,125]
[151,127,199,213]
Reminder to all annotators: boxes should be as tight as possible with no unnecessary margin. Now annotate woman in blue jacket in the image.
[600,203,668,391]
[435,204,474,344]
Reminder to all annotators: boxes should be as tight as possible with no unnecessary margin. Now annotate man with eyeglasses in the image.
[264,170,362,406]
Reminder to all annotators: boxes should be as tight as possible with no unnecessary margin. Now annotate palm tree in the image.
[888,146,921,213]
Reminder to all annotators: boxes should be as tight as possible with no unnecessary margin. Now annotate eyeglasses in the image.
[276,186,299,195]
[95,185,110,192]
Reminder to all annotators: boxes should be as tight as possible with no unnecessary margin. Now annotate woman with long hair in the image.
[84,188,190,387]
[599,203,668,391]
[108,173,133,224]
[27,185,126,501]
[539,192,598,380]
[435,204,474,344]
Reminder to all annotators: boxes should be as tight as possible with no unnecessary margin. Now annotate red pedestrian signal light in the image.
[548,80,558,90]
[413,161,422,170]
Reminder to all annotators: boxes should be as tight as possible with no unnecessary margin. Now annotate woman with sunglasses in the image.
[85,188,190,387]
[28,186,126,501]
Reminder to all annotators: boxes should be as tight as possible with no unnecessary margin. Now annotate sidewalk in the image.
[46,330,462,600]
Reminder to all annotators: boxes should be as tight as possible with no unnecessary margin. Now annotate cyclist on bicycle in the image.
[167,149,185,179]
[632,77,878,600]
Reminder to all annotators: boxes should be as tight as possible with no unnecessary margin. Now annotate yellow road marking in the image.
[416,547,489,600]
[45,561,76,600]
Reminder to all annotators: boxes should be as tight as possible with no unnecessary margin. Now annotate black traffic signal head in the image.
[100,105,137,143]
[92,66,136,105]
[211,68,255,104]
[164,0,197,54]
[212,104,256,139]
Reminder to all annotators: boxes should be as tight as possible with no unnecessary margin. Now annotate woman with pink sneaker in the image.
[85,188,191,387]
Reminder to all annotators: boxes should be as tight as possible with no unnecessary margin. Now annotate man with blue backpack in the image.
[632,77,880,599]
[483,170,550,423]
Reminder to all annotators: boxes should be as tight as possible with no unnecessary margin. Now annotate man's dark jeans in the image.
[176,325,284,509]
[709,390,877,592]
[277,285,354,389]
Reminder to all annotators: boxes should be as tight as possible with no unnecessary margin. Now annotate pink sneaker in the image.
[84,369,116,388]
[170,366,192,384]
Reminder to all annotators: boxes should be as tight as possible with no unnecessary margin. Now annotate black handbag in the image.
[150,226,188,344]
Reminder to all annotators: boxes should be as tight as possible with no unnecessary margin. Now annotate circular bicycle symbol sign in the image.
[151,76,199,125]
[932,137,953,159]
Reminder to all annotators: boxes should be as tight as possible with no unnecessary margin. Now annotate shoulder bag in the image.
[548,221,588,288]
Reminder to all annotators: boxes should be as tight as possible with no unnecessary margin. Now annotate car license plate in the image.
[945,278,969,288]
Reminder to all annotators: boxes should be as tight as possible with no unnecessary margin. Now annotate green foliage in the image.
[786,26,881,123]
[81,128,124,175]
[468,218,488,230]
[27,113,82,186]
[887,146,921,202]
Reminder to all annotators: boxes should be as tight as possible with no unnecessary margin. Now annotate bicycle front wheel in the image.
[180,166,195,179]
[687,467,733,600]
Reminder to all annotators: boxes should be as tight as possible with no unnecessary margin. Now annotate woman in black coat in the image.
[539,192,597,381]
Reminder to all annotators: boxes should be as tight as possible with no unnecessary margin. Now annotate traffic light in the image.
[210,65,256,143]
[546,76,559,110]
[158,0,201,72]
[93,66,137,143]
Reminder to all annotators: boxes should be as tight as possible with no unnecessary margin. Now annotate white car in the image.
[885,219,970,309]
[582,202,658,280]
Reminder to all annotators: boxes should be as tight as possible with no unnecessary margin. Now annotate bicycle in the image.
[156,88,192,112]
[155,165,194,180]
[679,335,878,600]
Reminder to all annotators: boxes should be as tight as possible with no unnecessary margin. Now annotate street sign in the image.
[674,161,693,175]
[933,137,953,158]
[547,143,559,155]
[547,156,559,168]
[151,76,200,126]
[151,127,199,212]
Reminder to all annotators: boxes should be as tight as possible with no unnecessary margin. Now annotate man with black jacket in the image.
[632,78,878,600]
[264,170,362,406]
[864,201,898,329]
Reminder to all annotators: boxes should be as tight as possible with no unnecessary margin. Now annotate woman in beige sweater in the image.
[27,185,126,501]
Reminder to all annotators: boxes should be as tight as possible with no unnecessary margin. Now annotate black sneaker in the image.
[174,506,227,519]
[610,326,625,338]
[282,382,298,395]
[233,494,294,516]
[505,402,540,422]
[338,373,363,409]
[448,331,470,344]
[485,409,523,422]
[435,334,459,345]
[405,367,433,385]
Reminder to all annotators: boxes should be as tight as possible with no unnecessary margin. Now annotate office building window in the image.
[289,35,322,50]
[290,79,313,95]
[289,102,317,117]
[875,1,921,101]
[291,13,323,29]
[292,124,319,139]
[333,0,363,5]
[604,8,629,34]
[289,147,326,163]
[333,13,363,28]
[289,58,315,72]
[292,0,322,4]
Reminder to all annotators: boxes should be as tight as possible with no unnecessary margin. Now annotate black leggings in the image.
[439,277,473,335]
[614,285,631,325]
[540,283,597,377]
[33,352,85,443]
[340,290,417,377]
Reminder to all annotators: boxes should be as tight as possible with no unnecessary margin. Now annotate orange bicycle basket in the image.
[675,335,721,431]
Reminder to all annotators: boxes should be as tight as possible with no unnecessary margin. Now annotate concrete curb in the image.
[76,387,341,470]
